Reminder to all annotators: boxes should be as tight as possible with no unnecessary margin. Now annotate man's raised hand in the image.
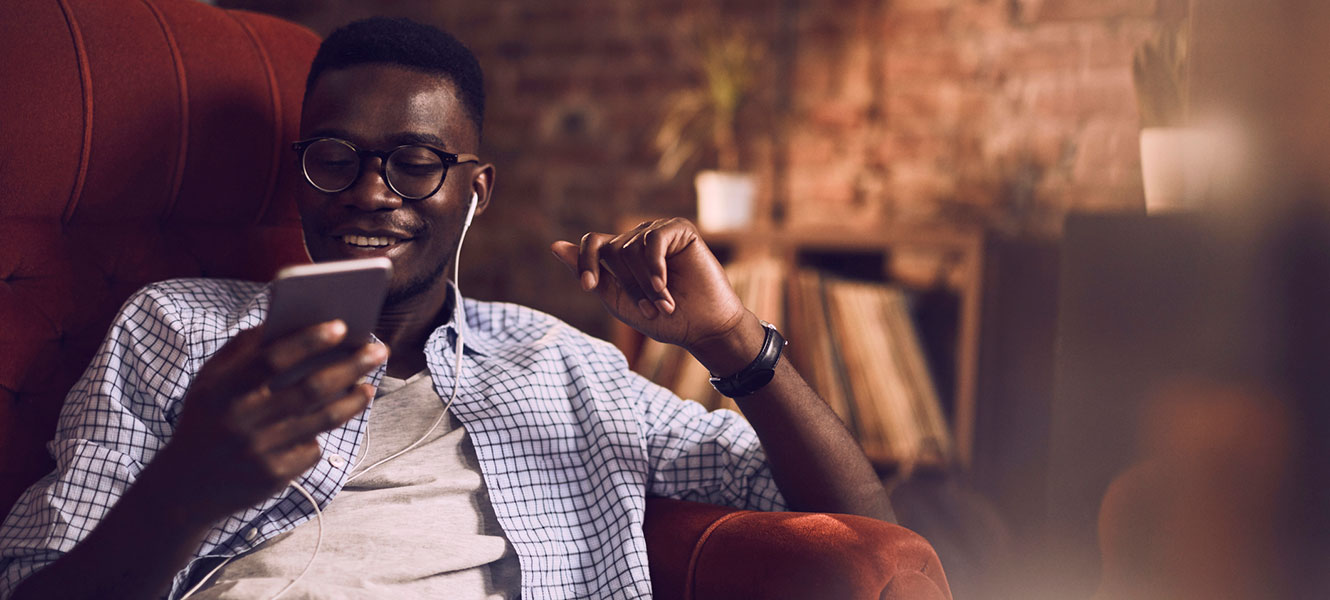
[551,218,765,374]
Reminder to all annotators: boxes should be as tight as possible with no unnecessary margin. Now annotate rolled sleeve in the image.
[0,285,190,598]
[632,374,787,512]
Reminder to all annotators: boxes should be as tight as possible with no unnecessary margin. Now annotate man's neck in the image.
[375,281,454,379]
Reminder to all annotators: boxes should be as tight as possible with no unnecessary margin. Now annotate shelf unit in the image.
[612,219,987,469]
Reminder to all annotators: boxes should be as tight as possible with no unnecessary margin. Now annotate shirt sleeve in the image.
[0,285,193,599]
[627,370,787,512]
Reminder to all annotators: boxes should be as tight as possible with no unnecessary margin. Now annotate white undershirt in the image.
[193,371,521,599]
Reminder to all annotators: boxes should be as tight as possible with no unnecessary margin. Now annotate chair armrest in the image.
[644,496,952,600]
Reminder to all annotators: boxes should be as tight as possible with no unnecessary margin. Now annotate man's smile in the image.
[341,234,399,248]
[321,225,421,260]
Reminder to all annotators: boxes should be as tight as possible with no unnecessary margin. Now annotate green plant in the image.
[654,29,763,178]
[1133,23,1191,128]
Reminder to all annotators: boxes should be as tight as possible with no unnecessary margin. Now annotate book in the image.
[822,275,952,469]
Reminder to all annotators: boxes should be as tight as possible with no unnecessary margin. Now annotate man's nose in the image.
[341,157,402,211]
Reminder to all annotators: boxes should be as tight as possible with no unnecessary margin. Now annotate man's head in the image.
[306,17,485,136]
[296,17,493,307]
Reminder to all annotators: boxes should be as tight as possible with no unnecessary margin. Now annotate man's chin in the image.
[384,261,451,307]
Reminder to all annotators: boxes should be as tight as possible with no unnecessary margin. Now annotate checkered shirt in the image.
[0,278,785,599]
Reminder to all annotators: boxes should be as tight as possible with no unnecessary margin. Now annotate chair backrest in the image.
[0,0,319,513]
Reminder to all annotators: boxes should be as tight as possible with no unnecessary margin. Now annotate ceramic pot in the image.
[694,170,757,231]
[1139,127,1215,214]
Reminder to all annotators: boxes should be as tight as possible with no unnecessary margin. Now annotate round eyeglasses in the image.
[291,137,480,200]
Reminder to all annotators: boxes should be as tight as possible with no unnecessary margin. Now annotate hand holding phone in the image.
[263,257,393,388]
[160,259,392,523]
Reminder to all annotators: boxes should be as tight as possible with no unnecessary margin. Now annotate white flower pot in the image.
[1139,127,1216,214]
[694,170,757,232]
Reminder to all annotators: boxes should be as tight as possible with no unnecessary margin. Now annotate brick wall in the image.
[223,0,1176,338]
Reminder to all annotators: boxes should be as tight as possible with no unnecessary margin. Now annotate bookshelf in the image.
[611,219,986,470]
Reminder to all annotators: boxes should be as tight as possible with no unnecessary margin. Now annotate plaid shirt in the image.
[0,278,784,599]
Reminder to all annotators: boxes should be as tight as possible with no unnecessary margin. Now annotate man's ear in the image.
[469,163,495,217]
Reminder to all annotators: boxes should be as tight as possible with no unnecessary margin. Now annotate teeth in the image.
[341,235,399,248]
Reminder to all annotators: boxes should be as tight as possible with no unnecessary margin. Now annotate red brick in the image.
[227,0,1171,334]
[1019,69,1137,118]
[998,26,1085,72]
[886,44,972,82]
[1016,0,1158,23]
[1071,118,1143,185]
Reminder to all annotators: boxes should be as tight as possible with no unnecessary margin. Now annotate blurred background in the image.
[216,0,1330,597]
[220,0,1185,338]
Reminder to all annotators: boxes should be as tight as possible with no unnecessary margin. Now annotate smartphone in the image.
[262,257,393,389]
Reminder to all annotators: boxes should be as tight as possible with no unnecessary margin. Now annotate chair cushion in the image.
[0,0,319,514]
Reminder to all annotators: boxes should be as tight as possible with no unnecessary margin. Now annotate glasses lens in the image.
[386,146,446,199]
[303,139,359,192]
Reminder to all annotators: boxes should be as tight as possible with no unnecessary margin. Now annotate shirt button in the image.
[327,454,346,468]
[244,527,258,542]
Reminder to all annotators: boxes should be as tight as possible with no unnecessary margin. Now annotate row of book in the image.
[632,259,952,471]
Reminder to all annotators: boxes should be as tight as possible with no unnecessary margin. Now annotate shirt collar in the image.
[435,280,495,357]
[254,279,494,357]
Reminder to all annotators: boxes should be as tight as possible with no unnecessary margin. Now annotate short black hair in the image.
[306,17,485,133]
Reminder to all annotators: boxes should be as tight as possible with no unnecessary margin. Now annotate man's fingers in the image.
[256,343,386,425]
[257,384,375,454]
[597,232,660,318]
[550,241,580,275]
[559,220,701,319]
[192,327,272,399]
[261,441,325,487]
[639,225,677,314]
[216,320,348,396]
[578,232,614,291]
[617,230,669,318]
[582,231,658,319]
[255,320,349,378]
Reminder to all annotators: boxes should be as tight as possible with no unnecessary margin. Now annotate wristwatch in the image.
[709,321,787,398]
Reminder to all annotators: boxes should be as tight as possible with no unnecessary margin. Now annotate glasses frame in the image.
[291,137,480,200]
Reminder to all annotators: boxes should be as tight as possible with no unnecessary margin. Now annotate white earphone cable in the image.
[180,193,478,600]
[177,482,323,600]
[346,192,474,483]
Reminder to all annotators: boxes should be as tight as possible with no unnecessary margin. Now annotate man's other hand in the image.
[157,321,387,522]
[551,218,765,376]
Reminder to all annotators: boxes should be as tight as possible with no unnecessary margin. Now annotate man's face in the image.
[296,64,489,305]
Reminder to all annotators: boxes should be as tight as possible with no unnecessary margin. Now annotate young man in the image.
[0,17,888,599]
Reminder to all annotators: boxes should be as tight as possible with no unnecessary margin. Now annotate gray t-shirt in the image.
[193,371,521,599]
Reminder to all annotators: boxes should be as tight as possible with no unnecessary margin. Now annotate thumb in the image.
[550,241,580,275]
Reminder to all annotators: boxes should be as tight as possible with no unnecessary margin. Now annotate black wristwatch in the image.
[708,321,787,398]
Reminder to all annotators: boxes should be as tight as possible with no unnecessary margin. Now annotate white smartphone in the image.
[262,257,393,389]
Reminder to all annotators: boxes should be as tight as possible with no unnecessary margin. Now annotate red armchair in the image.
[0,1,950,598]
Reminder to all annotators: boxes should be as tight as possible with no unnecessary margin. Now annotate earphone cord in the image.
[180,196,477,600]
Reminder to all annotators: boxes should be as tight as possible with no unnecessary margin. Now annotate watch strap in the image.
[708,321,786,398]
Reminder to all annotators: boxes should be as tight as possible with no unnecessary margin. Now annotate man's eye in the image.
[397,164,443,176]
[318,160,356,168]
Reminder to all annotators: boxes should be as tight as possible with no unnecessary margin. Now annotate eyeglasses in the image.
[291,137,480,200]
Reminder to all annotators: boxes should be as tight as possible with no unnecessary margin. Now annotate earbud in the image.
[463,192,478,232]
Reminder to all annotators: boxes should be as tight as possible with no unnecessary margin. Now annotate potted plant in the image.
[1133,21,1210,213]
[654,27,764,231]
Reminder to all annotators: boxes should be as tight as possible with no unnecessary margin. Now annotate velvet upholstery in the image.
[0,1,950,597]
[0,0,314,514]
[645,497,951,600]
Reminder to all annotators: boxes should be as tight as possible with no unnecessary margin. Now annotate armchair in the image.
[0,1,950,598]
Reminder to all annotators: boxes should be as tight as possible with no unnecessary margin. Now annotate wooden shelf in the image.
[614,217,987,470]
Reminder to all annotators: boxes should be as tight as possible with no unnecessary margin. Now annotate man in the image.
[0,17,889,599]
